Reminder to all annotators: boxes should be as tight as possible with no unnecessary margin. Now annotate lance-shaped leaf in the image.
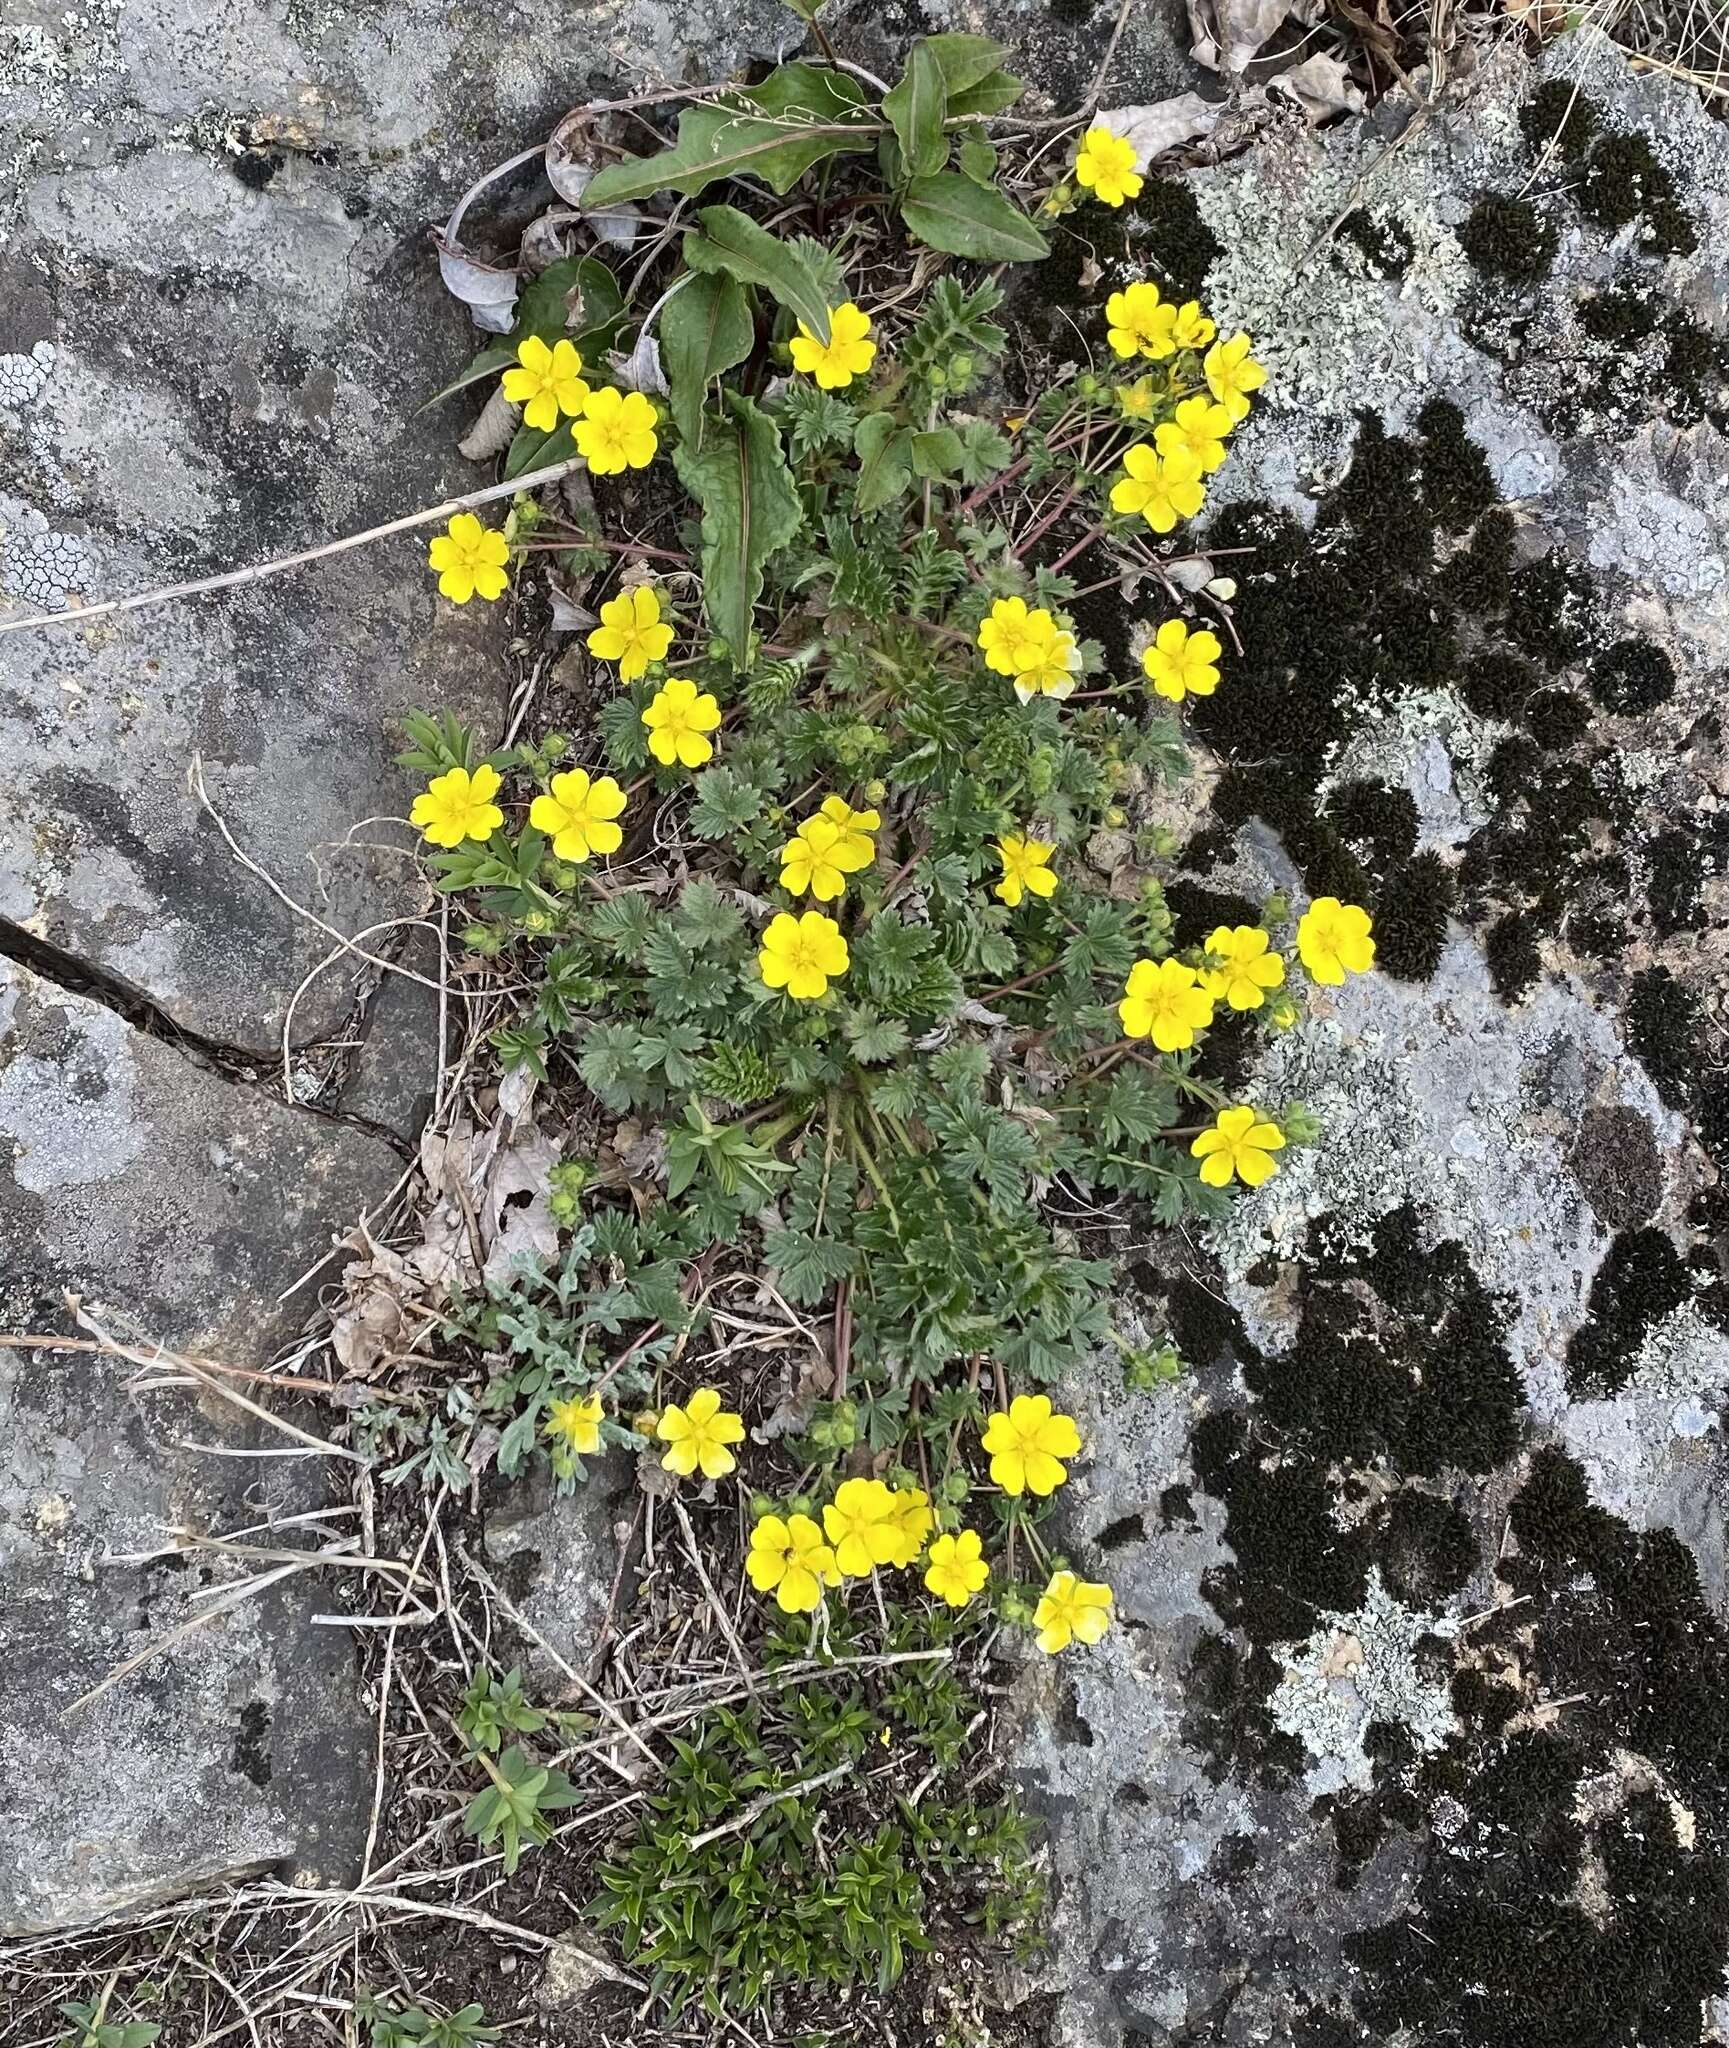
[683,204,834,342]
[580,63,878,209]
[883,39,949,179]
[900,171,1049,262]
[673,392,803,665]
[853,413,913,513]
[661,271,755,445]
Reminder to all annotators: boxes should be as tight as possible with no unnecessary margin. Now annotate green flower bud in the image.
[749,1492,777,1522]
[1280,1101,1323,1146]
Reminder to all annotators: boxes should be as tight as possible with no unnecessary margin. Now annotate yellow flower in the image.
[822,1476,900,1577]
[1204,332,1267,424]
[1201,925,1286,1011]
[427,513,511,604]
[995,835,1058,908]
[573,386,659,473]
[544,1391,603,1457]
[789,300,877,390]
[747,1512,839,1613]
[779,814,874,901]
[1033,1570,1114,1654]
[1155,394,1234,476]
[1191,1105,1286,1188]
[1010,614,1080,704]
[1110,444,1207,533]
[1105,281,1176,361]
[977,596,1044,677]
[501,335,589,433]
[981,1393,1083,1497]
[1118,957,1216,1050]
[1117,376,1159,421]
[759,910,849,1000]
[881,1487,934,1570]
[1297,897,1376,984]
[818,795,880,868]
[528,767,626,863]
[643,677,722,768]
[588,584,674,680]
[410,763,504,848]
[1168,301,1217,352]
[1141,618,1222,702]
[656,1386,746,1480]
[924,1528,990,1609]
[1073,125,1143,207]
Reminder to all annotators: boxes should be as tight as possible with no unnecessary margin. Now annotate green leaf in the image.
[920,32,1013,94]
[517,254,623,345]
[503,416,576,480]
[910,427,965,480]
[661,271,755,447]
[853,413,913,514]
[943,70,1028,119]
[901,172,1048,262]
[580,64,876,209]
[883,40,949,180]
[956,123,998,185]
[672,391,803,665]
[684,205,834,343]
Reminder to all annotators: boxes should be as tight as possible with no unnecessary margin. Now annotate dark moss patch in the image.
[1521,686,1591,750]
[1578,281,1662,345]
[1578,133,1697,255]
[1417,399,1498,534]
[1644,822,1717,937]
[1162,878,1263,948]
[1519,80,1601,165]
[1570,1104,1663,1229]
[1484,908,1544,1002]
[1589,637,1675,714]
[1437,507,1517,613]
[1325,780,1418,876]
[1180,1625,1306,1785]
[1336,207,1414,279]
[1126,176,1220,299]
[1380,1490,1477,1605]
[1372,850,1454,982]
[1458,194,1558,283]
[1565,1226,1693,1395]
[1459,649,1533,720]
[1508,555,1596,670]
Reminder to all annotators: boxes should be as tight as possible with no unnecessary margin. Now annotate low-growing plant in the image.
[357,1996,501,2048]
[55,2001,160,2048]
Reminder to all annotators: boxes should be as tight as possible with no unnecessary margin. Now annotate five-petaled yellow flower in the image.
[528,767,626,863]
[817,795,880,866]
[982,1393,1083,1497]
[1118,957,1216,1051]
[823,1476,900,1577]
[1117,376,1158,421]
[1202,925,1286,1011]
[882,1487,934,1570]
[1111,444,1207,534]
[656,1386,746,1480]
[1170,301,1217,352]
[1191,1105,1286,1188]
[1297,897,1376,984]
[1204,332,1267,424]
[1034,1570,1114,1654]
[411,763,504,848]
[789,300,877,390]
[759,910,849,1000]
[574,386,660,473]
[995,835,1058,908]
[544,1391,603,1456]
[1106,281,1176,361]
[1156,394,1234,475]
[588,584,674,680]
[1142,618,1222,702]
[977,596,1044,676]
[747,1512,838,1613]
[427,513,511,604]
[780,812,875,901]
[1010,613,1080,704]
[643,677,722,768]
[1074,125,1143,207]
[924,1529,990,1608]
[502,335,589,433]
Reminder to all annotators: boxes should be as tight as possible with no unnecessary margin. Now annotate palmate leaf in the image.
[673,391,803,665]
[579,64,878,211]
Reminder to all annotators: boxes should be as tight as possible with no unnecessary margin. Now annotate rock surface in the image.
[1015,29,1729,2048]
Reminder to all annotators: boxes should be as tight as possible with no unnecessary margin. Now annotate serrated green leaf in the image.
[683,204,834,342]
[661,271,755,447]
[853,413,912,514]
[580,65,877,209]
[901,172,1047,262]
[672,391,802,665]
[883,40,949,180]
